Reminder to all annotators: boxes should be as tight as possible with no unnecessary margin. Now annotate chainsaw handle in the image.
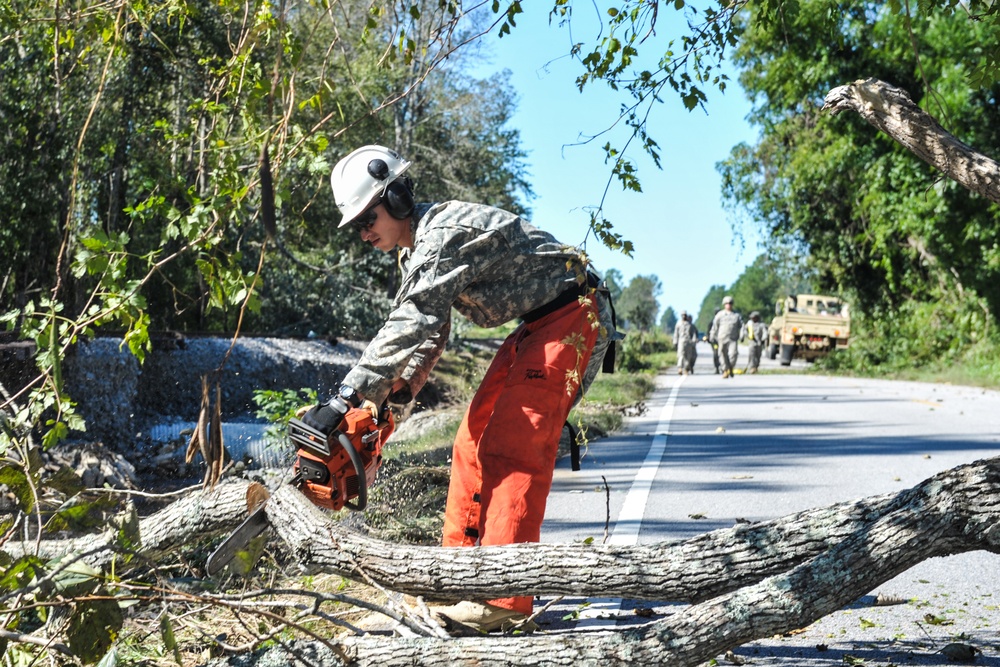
[337,431,368,511]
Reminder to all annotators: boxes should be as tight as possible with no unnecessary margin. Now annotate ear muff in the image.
[383,178,415,220]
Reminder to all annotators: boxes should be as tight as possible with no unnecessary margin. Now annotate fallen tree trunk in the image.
[823,77,1000,204]
[9,459,998,665]
[5,479,251,566]
[257,456,999,666]
[265,477,900,603]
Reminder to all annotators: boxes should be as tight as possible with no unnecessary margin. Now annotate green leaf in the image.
[46,466,85,496]
[0,466,34,513]
[67,598,123,664]
[45,494,119,532]
[0,555,44,593]
[50,557,102,597]
[160,615,182,665]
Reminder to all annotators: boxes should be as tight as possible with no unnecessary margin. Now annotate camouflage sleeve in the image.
[344,223,503,405]
[394,313,451,403]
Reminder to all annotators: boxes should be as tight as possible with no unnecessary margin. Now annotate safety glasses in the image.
[350,204,380,232]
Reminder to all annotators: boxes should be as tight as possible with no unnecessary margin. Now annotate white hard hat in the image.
[330,145,412,226]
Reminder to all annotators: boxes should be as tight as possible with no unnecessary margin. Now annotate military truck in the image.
[767,294,850,366]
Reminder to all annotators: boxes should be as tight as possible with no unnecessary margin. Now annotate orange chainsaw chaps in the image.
[294,406,394,511]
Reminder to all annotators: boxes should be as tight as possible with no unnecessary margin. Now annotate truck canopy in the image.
[784,294,848,317]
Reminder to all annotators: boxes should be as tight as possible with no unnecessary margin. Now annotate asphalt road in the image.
[538,341,1000,665]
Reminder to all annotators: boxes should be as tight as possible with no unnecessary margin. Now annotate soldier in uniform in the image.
[315,145,619,632]
[709,295,743,378]
[742,311,768,374]
[708,308,721,373]
[685,313,699,373]
[673,311,698,374]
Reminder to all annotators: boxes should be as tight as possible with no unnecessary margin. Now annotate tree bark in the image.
[9,458,999,666]
[823,77,1000,204]
[259,456,999,666]
[5,479,251,566]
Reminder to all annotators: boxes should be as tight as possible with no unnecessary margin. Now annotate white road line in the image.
[576,374,685,628]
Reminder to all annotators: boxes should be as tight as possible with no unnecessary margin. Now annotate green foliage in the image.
[695,284,726,333]
[616,274,662,331]
[818,292,992,374]
[617,329,672,372]
[660,305,678,334]
[717,0,1000,373]
[253,386,318,447]
[0,1,536,659]
[253,387,319,425]
[0,553,125,665]
[720,0,1000,318]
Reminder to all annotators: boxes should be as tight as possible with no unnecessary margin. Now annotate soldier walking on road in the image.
[709,295,743,379]
[742,311,768,374]
[673,311,698,374]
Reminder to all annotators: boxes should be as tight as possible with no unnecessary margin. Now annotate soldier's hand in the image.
[360,398,379,420]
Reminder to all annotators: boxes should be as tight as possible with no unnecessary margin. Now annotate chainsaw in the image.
[205,393,394,575]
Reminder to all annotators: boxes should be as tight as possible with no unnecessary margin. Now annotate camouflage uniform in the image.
[343,201,617,404]
[672,317,698,374]
[742,314,769,374]
[709,307,743,378]
[343,201,620,616]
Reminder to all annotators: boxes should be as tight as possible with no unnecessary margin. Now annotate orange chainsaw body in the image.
[289,406,394,511]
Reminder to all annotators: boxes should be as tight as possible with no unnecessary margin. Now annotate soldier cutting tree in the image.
[298,145,621,632]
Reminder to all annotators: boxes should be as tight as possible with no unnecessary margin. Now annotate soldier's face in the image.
[359,203,412,252]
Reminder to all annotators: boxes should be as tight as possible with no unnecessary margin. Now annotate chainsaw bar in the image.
[205,504,271,576]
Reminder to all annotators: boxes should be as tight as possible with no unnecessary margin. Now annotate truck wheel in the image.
[768,343,778,360]
[779,344,794,366]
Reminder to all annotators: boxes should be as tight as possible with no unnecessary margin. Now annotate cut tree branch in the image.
[823,77,1000,204]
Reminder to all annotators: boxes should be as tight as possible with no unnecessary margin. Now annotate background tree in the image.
[616,274,662,331]
[727,251,817,321]
[696,284,726,333]
[601,268,625,302]
[717,0,1000,368]
[660,306,678,335]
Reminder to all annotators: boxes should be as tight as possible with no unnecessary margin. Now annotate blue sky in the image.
[470,3,764,318]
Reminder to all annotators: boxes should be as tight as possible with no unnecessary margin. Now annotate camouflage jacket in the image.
[343,201,611,405]
[710,309,744,343]
[742,320,768,345]
[673,320,697,347]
